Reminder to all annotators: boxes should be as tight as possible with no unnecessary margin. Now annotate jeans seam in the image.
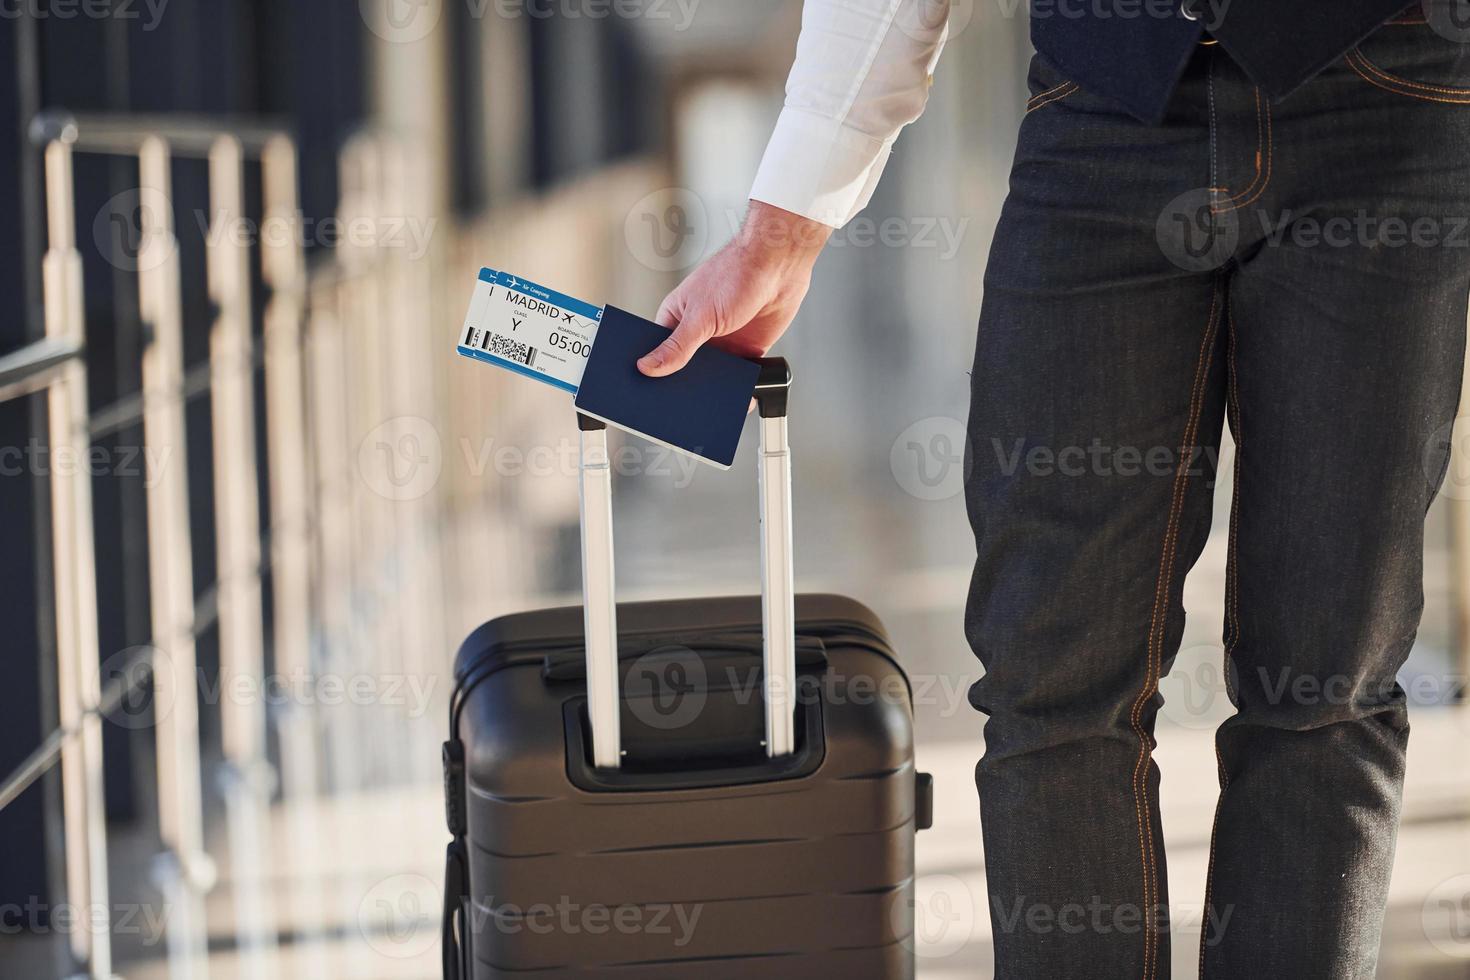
[1026,81,1079,113]
[1028,78,1073,105]
[1212,96,1273,214]
[1199,300,1241,979]
[1347,47,1470,102]
[1132,282,1223,980]
[1207,52,1220,194]
[1209,86,1260,201]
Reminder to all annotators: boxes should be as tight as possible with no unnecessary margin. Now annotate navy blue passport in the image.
[573,305,760,469]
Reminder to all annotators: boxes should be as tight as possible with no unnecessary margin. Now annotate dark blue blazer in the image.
[1032,0,1417,122]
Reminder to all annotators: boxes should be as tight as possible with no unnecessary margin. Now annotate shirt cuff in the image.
[748,106,895,229]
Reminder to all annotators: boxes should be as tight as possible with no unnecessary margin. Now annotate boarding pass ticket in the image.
[455,267,603,393]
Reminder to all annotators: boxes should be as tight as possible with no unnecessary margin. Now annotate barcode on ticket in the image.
[482,331,537,367]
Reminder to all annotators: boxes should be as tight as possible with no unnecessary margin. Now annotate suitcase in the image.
[442,359,934,979]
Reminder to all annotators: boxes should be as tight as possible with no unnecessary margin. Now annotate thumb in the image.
[638,307,714,377]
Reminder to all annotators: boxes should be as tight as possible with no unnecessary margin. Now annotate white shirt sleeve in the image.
[749,0,952,228]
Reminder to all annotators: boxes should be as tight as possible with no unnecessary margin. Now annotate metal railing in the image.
[10,110,317,980]
[4,107,466,980]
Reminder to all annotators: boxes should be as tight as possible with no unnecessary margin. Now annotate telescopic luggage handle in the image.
[578,357,795,767]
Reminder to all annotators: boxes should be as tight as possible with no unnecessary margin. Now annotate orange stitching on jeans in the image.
[1215,89,1264,205]
[1348,55,1470,104]
[1026,84,1079,113]
[1349,47,1470,98]
[1134,291,1216,978]
[1132,284,1221,980]
[1027,79,1073,107]
[1212,100,1273,214]
[1199,303,1241,980]
[1026,82,1078,113]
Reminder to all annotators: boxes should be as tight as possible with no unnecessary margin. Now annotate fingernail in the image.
[639,352,662,371]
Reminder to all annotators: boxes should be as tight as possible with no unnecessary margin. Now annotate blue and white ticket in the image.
[455,268,603,393]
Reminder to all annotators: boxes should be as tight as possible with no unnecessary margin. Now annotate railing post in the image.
[261,134,335,978]
[205,134,280,980]
[42,134,113,980]
[137,134,213,980]
[332,134,385,974]
[379,138,445,769]
[261,136,312,685]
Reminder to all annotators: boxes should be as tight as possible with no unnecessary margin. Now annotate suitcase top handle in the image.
[577,356,794,768]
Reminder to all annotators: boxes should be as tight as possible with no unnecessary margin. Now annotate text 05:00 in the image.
[548,333,592,357]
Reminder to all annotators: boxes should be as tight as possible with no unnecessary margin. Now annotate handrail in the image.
[0,542,267,820]
[30,109,290,156]
[87,356,223,441]
[0,647,155,813]
[0,336,83,404]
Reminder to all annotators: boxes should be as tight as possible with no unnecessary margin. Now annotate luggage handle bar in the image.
[578,357,794,768]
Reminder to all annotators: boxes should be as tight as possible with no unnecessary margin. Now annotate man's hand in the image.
[637,201,833,376]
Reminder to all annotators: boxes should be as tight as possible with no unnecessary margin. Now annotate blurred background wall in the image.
[1,2,1468,978]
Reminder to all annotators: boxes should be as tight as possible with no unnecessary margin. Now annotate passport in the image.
[573,305,760,470]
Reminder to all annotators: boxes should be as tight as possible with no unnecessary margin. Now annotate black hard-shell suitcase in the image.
[442,361,933,979]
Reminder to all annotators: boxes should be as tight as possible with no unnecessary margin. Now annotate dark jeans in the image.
[965,20,1470,980]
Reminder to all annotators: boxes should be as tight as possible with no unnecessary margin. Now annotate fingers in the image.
[654,291,681,329]
[639,291,697,376]
[641,288,716,377]
[637,311,714,376]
